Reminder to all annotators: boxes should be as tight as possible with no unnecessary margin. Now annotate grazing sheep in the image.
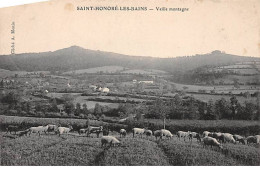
[256,135,260,143]
[144,130,153,138]
[233,134,246,145]
[78,128,88,135]
[56,126,73,136]
[132,128,145,138]
[177,131,189,141]
[222,133,236,144]
[154,130,163,140]
[47,124,58,133]
[86,126,103,138]
[101,136,121,147]
[255,135,260,144]
[161,129,173,139]
[28,125,49,136]
[17,129,30,137]
[6,125,19,135]
[208,132,214,137]
[202,131,211,137]
[120,129,127,138]
[203,136,223,149]
[212,132,223,141]
[246,135,260,145]
[188,132,201,142]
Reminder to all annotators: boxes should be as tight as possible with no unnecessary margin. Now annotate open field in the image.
[63,66,126,74]
[62,66,168,75]
[213,75,260,85]
[186,93,257,104]
[121,69,167,75]
[1,130,260,166]
[172,82,259,93]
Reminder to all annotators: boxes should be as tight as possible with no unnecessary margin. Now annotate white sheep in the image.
[212,132,222,140]
[120,129,127,138]
[221,133,236,144]
[177,131,189,141]
[246,135,260,145]
[28,125,49,136]
[188,132,201,142]
[86,126,103,137]
[256,135,260,144]
[56,126,73,136]
[101,136,121,147]
[161,129,173,139]
[132,128,145,138]
[203,136,223,149]
[202,131,211,137]
[233,134,246,144]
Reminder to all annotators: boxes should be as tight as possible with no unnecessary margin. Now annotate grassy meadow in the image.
[1,130,260,166]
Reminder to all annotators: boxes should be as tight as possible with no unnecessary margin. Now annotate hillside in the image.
[0,46,259,73]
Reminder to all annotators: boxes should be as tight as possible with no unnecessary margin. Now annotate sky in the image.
[0,0,259,58]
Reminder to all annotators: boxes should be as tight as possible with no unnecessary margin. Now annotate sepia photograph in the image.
[0,0,260,166]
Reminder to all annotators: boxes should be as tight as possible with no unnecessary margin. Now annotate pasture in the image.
[1,130,260,166]
[186,93,257,104]
[63,66,126,75]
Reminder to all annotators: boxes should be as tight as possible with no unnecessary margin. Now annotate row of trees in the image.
[1,90,260,121]
[140,94,260,120]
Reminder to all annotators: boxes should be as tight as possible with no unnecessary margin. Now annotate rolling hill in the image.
[0,46,259,73]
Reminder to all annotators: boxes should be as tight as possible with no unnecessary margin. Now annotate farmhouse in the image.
[101,87,109,93]
[139,80,154,84]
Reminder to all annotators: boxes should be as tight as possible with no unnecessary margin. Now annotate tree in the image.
[64,101,75,115]
[167,94,184,119]
[187,97,199,119]
[82,103,88,115]
[243,91,251,99]
[2,91,20,105]
[256,93,260,120]
[205,100,216,120]
[198,102,207,120]
[50,98,58,112]
[93,103,102,117]
[230,95,239,119]
[215,98,231,119]
[244,102,256,120]
[75,103,81,116]
[155,98,170,128]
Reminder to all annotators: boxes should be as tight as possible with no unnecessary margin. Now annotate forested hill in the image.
[0,46,258,72]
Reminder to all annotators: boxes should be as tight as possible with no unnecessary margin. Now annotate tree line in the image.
[1,90,260,121]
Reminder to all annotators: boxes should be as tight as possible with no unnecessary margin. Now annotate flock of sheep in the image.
[5,124,73,137]
[5,124,260,149]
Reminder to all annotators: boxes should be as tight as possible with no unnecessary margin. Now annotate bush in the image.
[6,110,18,116]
